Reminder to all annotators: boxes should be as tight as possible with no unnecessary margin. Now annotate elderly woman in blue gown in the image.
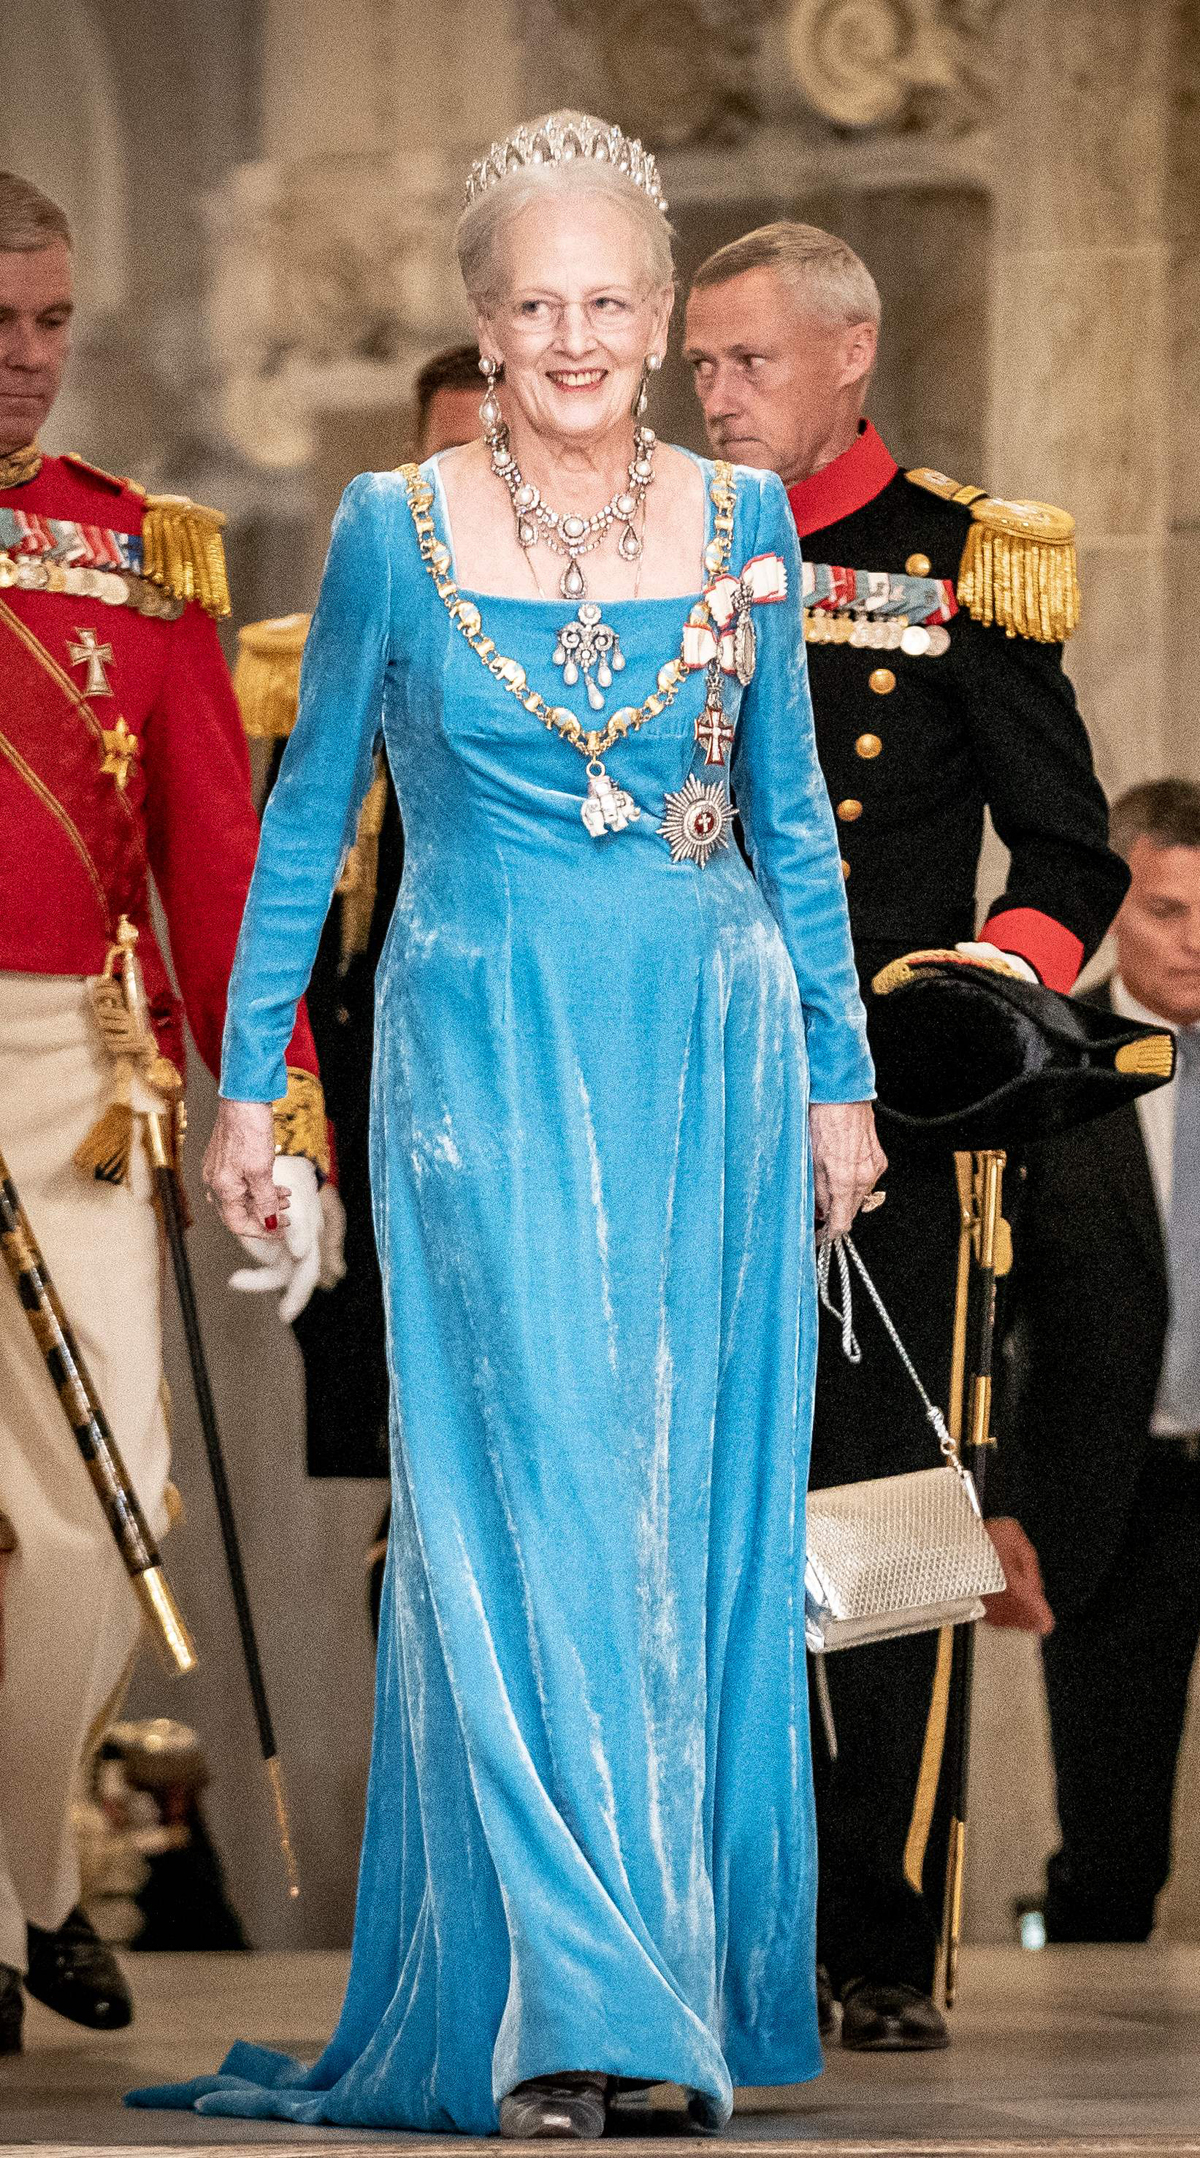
[131,110,883,2140]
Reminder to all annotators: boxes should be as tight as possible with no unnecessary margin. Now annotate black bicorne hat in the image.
[868,951,1175,1151]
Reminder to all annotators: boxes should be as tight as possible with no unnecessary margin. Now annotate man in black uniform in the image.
[685,224,1127,2050]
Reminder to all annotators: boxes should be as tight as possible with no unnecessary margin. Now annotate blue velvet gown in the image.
[128,452,872,2133]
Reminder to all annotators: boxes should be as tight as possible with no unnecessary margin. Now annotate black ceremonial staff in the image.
[103,919,300,1899]
[0,1155,197,1676]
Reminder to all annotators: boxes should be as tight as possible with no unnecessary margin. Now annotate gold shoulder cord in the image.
[399,460,736,765]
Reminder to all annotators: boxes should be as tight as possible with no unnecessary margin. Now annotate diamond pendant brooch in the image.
[553,601,627,712]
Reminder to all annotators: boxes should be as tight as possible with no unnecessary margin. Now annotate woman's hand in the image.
[809,1101,887,1244]
[203,1099,285,1239]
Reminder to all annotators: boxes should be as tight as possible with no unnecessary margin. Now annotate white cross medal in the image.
[68,626,114,698]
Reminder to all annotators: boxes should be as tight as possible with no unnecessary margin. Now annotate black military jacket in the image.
[793,424,1128,987]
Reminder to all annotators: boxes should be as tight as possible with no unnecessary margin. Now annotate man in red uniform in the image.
[0,171,328,2053]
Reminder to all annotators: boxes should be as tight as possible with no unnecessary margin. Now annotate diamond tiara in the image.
[463,112,668,217]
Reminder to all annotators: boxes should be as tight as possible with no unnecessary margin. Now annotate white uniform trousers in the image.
[0,973,169,1972]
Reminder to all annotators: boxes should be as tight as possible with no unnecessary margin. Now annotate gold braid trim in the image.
[139,492,231,619]
[273,1067,330,1177]
[871,947,1026,996]
[234,613,311,738]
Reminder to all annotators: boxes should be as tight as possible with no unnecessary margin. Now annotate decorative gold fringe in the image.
[337,761,390,964]
[958,498,1080,643]
[233,614,311,739]
[273,1067,330,1177]
[141,493,231,619]
[74,1098,135,1185]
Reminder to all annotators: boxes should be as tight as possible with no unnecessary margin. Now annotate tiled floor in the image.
[3,1946,1200,2154]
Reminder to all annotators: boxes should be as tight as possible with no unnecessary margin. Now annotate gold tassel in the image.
[141,493,231,619]
[958,497,1080,643]
[337,762,389,964]
[74,1097,135,1185]
[234,614,311,739]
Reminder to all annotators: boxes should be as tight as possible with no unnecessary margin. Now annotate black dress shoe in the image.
[25,1906,133,2031]
[500,2072,609,2139]
[840,1978,949,2052]
[816,1962,838,2040]
[0,1965,22,2055]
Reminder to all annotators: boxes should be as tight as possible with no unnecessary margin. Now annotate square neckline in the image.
[425,444,720,608]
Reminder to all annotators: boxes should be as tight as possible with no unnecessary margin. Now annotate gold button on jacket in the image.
[837,799,864,822]
[856,732,883,759]
[868,667,896,695]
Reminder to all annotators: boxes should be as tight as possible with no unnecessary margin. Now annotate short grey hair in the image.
[455,113,675,309]
[1110,778,1200,859]
[0,172,72,254]
[690,221,880,329]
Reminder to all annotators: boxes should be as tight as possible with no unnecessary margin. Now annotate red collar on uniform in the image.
[786,420,898,539]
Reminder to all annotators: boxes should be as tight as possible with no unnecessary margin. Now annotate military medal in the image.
[660,774,733,867]
[68,627,115,696]
[695,665,734,766]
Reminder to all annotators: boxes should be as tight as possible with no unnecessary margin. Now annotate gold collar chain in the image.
[400,460,736,764]
[0,442,43,490]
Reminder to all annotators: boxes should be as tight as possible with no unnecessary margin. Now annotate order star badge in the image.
[99,716,141,791]
[659,773,733,867]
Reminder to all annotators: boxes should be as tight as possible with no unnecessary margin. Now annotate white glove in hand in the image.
[955,940,1039,985]
[229,1155,323,1324]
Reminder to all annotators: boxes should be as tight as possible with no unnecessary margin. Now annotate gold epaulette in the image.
[136,491,231,620]
[234,613,311,739]
[906,467,1079,643]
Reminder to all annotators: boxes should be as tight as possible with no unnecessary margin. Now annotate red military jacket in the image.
[0,448,320,1133]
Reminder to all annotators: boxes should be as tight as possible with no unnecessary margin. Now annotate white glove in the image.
[955,940,1040,985]
[228,1155,323,1324]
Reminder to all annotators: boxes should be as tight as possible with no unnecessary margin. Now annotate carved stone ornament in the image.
[785,0,1000,135]
[537,0,787,148]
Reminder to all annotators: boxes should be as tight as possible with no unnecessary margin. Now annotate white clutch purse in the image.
[805,1238,1006,1656]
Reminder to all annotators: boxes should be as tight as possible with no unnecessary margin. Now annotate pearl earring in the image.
[479,354,502,437]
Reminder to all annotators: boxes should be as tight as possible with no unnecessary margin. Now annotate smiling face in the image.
[478,194,672,453]
[684,266,876,487]
[0,239,73,454]
[1115,839,1200,1028]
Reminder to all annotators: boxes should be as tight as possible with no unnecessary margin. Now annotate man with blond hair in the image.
[0,171,329,2052]
[686,224,1128,2050]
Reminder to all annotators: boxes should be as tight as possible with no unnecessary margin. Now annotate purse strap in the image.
[816,1236,966,1477]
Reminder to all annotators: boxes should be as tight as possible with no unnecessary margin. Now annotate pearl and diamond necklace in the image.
[481,370,657,605]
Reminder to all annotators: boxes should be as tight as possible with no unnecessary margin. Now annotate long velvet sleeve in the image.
[220,474,392,1102]
[731,470,874,1104]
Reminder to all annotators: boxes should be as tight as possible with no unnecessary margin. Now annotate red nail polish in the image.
[264,1213,278,1231]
